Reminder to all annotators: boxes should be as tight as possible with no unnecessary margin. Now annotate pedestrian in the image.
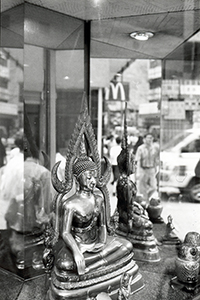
[109,136,122,195]
[135,132,159,204]
[0,138,6,168]
[106,134,116,158]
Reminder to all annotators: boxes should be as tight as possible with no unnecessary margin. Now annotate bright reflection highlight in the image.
[130,31,154,41]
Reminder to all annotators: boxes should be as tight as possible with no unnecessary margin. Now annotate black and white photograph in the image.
[0,1,200,299]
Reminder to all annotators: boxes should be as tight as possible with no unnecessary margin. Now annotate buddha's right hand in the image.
[74,252,85,275]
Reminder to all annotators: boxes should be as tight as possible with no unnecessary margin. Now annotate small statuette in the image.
[170,231,200,293]
[161,215,180,245]
[147,195,164,224]
[118,272,133,300]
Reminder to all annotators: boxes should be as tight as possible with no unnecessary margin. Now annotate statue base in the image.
[9,229,45,269]
[170,275,200,295]
[148,216,164,224]
[47,257,144,300]
[161,236,181,245]
[116,230,160,262]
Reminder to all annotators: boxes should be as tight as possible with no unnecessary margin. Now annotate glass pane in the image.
[0,4,24,278]
[160,31,200,241]
[0,3,84,279]
[56,50,84,159]
[0,47,24,274]
[22,11,84,278]
[90,58,161,213]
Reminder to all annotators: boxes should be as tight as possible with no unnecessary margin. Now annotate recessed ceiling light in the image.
[130,31,154,41]
[64,76,69,80]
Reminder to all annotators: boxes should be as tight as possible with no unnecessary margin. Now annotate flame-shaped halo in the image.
[51,94,111,223]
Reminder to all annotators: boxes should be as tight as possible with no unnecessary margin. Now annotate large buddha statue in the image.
[112,106,160,262]
[45,99,143,300]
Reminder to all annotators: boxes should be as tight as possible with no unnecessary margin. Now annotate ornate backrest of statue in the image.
[113,102,160,262]
[44,97,144,300]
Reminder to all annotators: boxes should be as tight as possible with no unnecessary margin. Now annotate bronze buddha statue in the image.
[111,105,160,262]
[45,99,144,300]
[114,147,160,262]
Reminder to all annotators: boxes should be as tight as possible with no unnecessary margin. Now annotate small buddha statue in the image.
[45,99,144,300]
[161,215,180,245]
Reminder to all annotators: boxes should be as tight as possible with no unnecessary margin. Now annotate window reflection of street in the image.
[160,198,200,242]
[107,177,200,243]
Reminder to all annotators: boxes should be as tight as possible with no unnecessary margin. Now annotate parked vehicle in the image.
[159,128,200,202]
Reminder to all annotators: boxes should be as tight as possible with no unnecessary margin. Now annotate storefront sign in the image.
[104,81,129,101]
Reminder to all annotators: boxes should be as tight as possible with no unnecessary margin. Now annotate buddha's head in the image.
[73,156,97,191]
[117,148,136,175]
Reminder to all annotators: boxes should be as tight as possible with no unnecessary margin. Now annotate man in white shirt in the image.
[135,133,159,204]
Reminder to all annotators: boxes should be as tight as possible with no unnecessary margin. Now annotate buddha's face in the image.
[78,169,97,191]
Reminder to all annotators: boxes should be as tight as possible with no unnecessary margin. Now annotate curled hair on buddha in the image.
[73,156,97,179]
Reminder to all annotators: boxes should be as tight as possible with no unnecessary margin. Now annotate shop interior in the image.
[0,1,200,299]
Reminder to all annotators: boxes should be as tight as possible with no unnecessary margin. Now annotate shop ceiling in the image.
[1,0,200,61]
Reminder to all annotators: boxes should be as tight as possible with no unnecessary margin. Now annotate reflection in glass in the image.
[160,31,200,240]
[55,50,84,157]
[0,47,24,275]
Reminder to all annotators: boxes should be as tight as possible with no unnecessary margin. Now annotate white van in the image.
[159,128,200,202]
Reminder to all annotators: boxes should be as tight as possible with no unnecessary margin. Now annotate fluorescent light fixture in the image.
[130,31,154,41]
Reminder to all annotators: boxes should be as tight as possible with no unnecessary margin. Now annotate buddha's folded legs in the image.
[85,237,133,273]
[56,236,133,273]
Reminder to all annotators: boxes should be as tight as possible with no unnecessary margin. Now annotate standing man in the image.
[135,132,159,204]
[0,138,6,168]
